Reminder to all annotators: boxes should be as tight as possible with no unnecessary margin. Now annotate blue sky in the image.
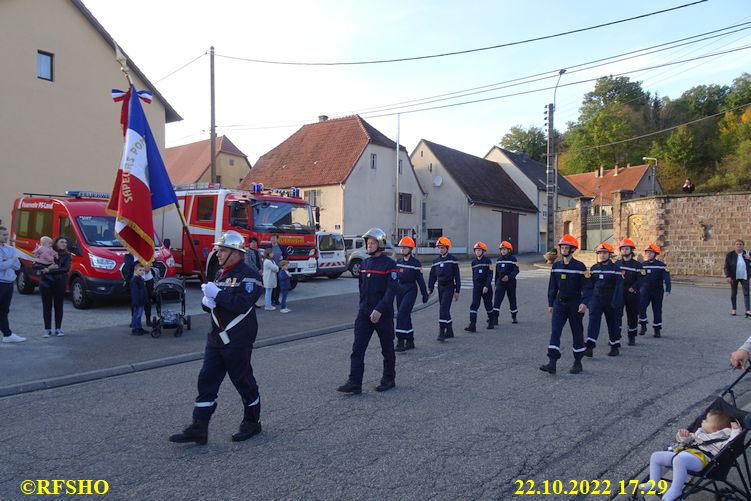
[85,0,751,164]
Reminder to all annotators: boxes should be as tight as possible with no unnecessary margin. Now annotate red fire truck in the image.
[155,184,319,287]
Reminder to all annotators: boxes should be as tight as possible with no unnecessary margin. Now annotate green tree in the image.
[499,125,547,162]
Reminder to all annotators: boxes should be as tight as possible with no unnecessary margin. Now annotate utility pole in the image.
[395,113,400,243]
[209,46,216,185]
[544,102,555,250]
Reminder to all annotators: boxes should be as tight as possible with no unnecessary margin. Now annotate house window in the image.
[37,51,53,81]
[196,196,215,221]
[420,150,423,158]
[304,189,319,207]
[398,159,403,175]
[229,159,235,166]
[370,153,377,169]
[398,228,412,239]
[398,193,412,213]
[427,228,443,241]
[216,175,222,185]
[429,162,433,173]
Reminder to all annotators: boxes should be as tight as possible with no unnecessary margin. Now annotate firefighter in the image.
[614,238,643,346]
[394,236,429,352]
[584,242,623,357]
[539,234,591,375]
[489,241,519,328]
[465,242,493,332]
[169,230,264,445]
[337,228,398,394]
[428,236,461,341]
[639,243,671,338]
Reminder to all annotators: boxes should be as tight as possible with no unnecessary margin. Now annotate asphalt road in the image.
[2,272,750,500]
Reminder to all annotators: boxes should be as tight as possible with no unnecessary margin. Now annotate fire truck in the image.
[155,183,319,287]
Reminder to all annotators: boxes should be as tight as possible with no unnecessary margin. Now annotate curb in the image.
[0,296,440,398]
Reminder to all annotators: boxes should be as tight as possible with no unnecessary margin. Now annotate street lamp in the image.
[643,157,658,195]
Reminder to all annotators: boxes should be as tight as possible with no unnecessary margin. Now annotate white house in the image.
[241,115,425,241]
[411,140,538,254]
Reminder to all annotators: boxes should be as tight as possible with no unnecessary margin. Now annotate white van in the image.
[315,231,347,279]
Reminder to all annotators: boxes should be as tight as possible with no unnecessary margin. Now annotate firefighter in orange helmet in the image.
[394,236,428,352]
[489,240,519,328]
[614,237,644,346]
[427,236,461,341]
[464,241,493,332]
[584,242,623,358]
[638,243,671,338]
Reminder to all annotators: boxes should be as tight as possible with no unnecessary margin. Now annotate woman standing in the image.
[724,239,751,317]
[40,236,71,337]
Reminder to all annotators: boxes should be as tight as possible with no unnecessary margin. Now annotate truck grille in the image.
[286,246,314,258]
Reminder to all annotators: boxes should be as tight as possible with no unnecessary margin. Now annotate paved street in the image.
[2,267,750,500]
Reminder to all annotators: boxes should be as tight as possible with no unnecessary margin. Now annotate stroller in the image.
[150,277,191,338]
[633,367,751,500]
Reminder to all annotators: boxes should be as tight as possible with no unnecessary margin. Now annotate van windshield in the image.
[318,233,345,251]
[76,216,161,248]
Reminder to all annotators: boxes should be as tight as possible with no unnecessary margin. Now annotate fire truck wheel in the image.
[289,277,298,290]
[16,269,35,294]
[70,277,91,309]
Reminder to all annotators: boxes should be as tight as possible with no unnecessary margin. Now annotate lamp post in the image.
[643,157,658,195]
[545,68,566,250]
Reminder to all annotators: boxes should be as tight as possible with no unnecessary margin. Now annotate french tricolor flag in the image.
[107,86,176,264]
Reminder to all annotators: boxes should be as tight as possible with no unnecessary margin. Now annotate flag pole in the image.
[115,46,207,283]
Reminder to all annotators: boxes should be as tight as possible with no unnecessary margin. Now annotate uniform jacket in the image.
[615,257,643,292]
[471,256,493,288]
[203,260,264,348]
[494,254,519,283]
[641,259,672,293]
[359,254,398,315]
[724,250,751,279]
[428,253,461,293]
[396,255,428,300]
[262,258,279,288]
[0,243,21,283]
[585,260,623,309]
[547,257,591,307]
[40,252,71,288]
[130,275,148,307]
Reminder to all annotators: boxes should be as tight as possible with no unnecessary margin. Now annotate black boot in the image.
[404,338,415,351]
[486,314,495,330]
[337,380,362,394]
[464,322,476,332]
[445,325,454,338]
[608,346,620,357]
[437,325,447,342]
[569,360,583,374]
[584,346,594,358]
[395,338,407,352]
[539,358,557,374]
[653,327,661,338]
[639,324,647,336]
[375,379,395,392]
[232,406,262,442]
[627,336,636,346]
[511,312,518,324]
[168,420,208,445]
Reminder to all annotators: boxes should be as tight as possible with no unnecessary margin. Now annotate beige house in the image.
[411,140,538,254]
[0,0,180,226]
[485,146,581,252]
[240,115,425,241]
[166,136,251,188]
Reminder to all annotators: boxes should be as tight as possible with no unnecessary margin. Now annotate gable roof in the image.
[240,115,410,189]
[487,146,581,198]
[165,135,249,184]
[71,0,181,123]
[421,140,537,214]
[564,165,653,204]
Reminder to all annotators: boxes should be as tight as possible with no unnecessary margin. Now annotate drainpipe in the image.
[537,190,542,252]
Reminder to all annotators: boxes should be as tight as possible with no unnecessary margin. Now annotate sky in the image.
[83,0,751,165]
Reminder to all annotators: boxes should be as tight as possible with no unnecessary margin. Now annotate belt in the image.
[557,294,581,302]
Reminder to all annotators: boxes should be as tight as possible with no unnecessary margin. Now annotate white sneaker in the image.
[3,333,27,343]
[55,329,64,337]
[280,308,291,313]
[264,306,276,311]
[43,330,52,338]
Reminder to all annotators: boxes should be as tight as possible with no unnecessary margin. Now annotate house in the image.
[166,135,251,188]
[0,0,180,226]
[411,140,538,254]
[485,146,581,252]
[240,115,425,241]
[564,164,662,206]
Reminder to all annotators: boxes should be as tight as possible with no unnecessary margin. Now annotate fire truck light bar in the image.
[64,190,111,199]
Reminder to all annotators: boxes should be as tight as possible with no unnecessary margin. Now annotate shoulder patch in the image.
[584,270,591,279]
[391,271,397,280]
[641,269,647,276]
[244,281,253,293]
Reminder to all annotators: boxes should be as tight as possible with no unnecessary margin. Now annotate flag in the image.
[107,85,177,264]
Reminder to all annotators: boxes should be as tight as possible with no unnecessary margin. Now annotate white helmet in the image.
[362,227,387,251]
[213,230,246,253]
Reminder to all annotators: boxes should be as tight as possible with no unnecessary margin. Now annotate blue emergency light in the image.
[251,183,263,193]
[290,187,301,198]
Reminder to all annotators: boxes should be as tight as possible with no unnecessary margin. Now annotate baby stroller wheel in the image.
[151,326,161,338]
[174,324,183,337]
[186,315,192,331]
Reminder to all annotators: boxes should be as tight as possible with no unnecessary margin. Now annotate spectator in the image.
[143,261,157,327]
[244,237,262,273]
[278,260,291,313]
[731,335,751,368]
[39,236,71,337]
[262,248,279,311]
[724,239,751,317]
[32,236,57,274]
[130,262,148,335]
[267,233,287,306]
[0,226,25,343]
[682,178,696,193]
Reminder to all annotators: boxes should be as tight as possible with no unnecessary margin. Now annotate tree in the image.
[499,125,547,162]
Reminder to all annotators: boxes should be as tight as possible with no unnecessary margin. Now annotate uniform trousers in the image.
[547,298,585,360]
[349,313,396,385]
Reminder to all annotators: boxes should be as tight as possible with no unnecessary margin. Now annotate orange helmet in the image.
[557,234,579,249]
[619,238,636,249]
[644,243,661,255]
[397,236,416,249]
[473,241,488,252]
[499,241,513,251]
[595,242,614,254]
[436,236,451,248]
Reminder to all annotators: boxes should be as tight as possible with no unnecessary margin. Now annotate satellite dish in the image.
[433,175,443,187]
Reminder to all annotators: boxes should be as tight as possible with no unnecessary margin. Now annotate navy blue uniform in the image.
[395,256,428,342]
[615,257,643,341]
[469,256,493,325]
[194,260,264,422]
[428,253,461,326]
[585,261,623,349]
[639,259,671,333]
[493,254,519,321]
[349,254,398,385]
[547,258,591,360]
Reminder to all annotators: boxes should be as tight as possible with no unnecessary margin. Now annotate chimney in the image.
[318,115,329,122]
[600,165,605,178]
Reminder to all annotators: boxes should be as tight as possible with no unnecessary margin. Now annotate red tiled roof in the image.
[240,115,405,189]
[564,165,651,204]
[165,136,248,185]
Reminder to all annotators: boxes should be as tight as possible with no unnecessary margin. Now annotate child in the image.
[645,409,741,501]
[262,248,279,311]
[130,263,148,335]
[278,260,291,313]
[33,236,57,274]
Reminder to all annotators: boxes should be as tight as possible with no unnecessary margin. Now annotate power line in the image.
[214,1,707,66]
[153,51,207,84]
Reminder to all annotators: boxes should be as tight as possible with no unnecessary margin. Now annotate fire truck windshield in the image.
[76,216,162,247]
[251,201,314,233]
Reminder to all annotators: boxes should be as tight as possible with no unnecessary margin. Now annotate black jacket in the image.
[40,252,71,288]
[725,250,751,279]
